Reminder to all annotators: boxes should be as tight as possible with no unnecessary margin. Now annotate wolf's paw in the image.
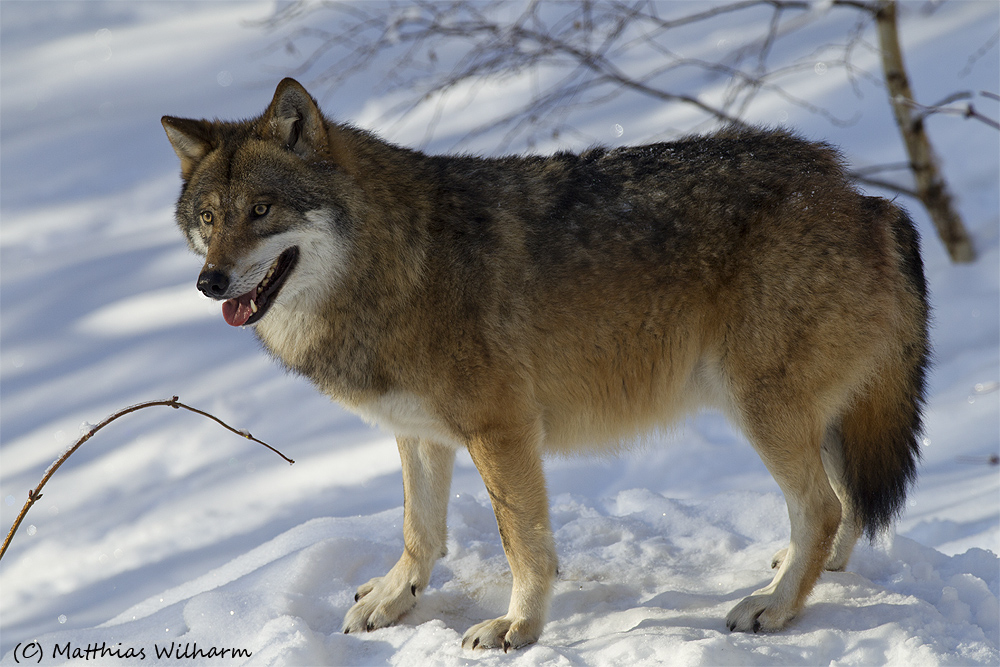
[726,593,796,633]
[342,575,418,634]
[461,616,540,652]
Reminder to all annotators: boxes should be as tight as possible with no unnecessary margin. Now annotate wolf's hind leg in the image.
[343,437,455,634]
[770,423,861,572]
[727,411,841,633]
[818,424,862,570]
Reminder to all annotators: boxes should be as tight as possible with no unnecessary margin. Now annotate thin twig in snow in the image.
[0,396,293,563]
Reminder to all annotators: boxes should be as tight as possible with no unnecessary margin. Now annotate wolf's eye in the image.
[200,211,213,225]
[252,204,270,218]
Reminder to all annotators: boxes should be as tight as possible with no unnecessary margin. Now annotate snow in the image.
[1,2,997,665]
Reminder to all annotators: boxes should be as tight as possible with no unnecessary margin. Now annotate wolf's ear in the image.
[264,78,328,157]
[162,116,213,180]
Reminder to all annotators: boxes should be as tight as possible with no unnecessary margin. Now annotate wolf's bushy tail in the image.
[841,207,930,540]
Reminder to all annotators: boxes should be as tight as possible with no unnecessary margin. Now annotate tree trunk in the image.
[875,0,975,263]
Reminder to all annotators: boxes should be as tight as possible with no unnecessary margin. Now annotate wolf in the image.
[162,78,929,650]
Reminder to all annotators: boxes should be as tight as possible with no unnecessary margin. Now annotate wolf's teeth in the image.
[250,300,258,313]
[259,268,275,291]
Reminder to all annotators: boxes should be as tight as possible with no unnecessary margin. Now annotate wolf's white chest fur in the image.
[351,392,465,448]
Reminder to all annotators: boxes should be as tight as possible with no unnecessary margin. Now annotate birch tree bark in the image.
[875,0,975,263]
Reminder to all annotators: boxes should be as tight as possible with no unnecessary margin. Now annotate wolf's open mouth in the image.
[222,247,299,327]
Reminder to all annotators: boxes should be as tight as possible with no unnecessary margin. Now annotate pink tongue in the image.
[222,292,254,327]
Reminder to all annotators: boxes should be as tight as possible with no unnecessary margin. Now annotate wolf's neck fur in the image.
[253,123,441,407]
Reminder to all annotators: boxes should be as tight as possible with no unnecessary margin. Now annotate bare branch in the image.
[850,172,918,199]
[958,28,999,78]
[875,0,975,262]
[1,396,293,563]
[900,90,1000,131]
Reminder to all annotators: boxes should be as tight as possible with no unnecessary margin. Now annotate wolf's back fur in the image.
[163,79,930,650]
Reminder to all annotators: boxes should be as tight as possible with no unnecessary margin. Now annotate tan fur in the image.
[162,79,930,649]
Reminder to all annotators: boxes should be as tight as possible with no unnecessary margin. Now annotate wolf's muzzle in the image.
[197,269,230,299]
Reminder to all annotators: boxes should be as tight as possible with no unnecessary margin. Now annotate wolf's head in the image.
[162,78,352,328]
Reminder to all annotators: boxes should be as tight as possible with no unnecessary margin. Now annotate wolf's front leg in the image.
[462,428,557,651]
[343,436,455,633]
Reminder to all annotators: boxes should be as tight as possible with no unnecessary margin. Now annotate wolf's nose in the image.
[197,269,230,299]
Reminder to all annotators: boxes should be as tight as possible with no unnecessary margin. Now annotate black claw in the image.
[354,592,360,602]
[344,628,350,635]
[472,638,480,649]
[366,622,374,632]
[752,609,764,633]
[503,639,511,653]
[411,584,417,596]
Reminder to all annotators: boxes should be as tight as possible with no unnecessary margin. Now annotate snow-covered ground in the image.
[1,2,997,665]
